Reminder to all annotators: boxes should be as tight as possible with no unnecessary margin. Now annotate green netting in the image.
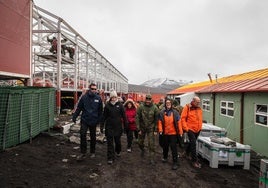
[5,90,22,148]
[0,89,9,149]
[20,89,35,143]
[0,87,55,150]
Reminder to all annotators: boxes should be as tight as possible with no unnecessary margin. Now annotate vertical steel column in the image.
[56,20,62,114]
[86,46,89,89]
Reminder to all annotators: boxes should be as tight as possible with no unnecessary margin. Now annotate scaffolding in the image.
[32,4,128,113]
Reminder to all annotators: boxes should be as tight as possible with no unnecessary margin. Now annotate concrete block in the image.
[62,123,73,134]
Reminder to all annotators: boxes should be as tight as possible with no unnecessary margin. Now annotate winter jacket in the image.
[103,100,127,136]
[124,99,137,131]
[136,102,159,132]
[158,108,183,135]
[72,91,103,126]
[180,104,203,133]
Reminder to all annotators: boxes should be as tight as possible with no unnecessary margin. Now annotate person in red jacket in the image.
[180,96,203,168]
[158,98,183,170]
[124,99,137,152]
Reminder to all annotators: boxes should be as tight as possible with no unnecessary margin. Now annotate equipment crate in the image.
[200,123,227,137]
[197,136,251,169]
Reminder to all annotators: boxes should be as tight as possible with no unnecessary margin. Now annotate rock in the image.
[69,135,80,144]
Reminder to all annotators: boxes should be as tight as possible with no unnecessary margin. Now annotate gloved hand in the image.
[177,135,183,147]
[182,132,189,144]
[72,117,76,124]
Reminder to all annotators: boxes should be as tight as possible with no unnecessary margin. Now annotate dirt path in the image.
[0,115,261,188]
[0,128,260,188]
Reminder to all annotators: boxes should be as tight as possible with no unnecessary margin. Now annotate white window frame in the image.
[255,104,268,127]
[202,98,210,112]
[220,100,234,117]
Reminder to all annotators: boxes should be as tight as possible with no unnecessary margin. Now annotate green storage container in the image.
[0,87,55,150]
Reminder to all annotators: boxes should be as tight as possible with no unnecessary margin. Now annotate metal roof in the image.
[168,68,268,94]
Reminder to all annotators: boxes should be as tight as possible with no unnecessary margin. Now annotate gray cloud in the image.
[35,0,268,84]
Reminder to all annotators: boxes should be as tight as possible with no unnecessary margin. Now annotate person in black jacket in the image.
[72,83,103,160]
[103,90,127,165]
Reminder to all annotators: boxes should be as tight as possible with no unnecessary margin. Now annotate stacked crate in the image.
[200,123,227,137]
[197,136,251,169]
[197,123,251,169]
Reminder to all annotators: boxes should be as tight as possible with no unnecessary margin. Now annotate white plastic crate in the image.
[197,136,251,169]
[200,123,227,137]
[259,159,268,188]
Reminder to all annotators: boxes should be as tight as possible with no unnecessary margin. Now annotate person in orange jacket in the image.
[180,96,203,168]
[158,98,184,170]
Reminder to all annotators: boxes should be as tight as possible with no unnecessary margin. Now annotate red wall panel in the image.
[0,0,31,77]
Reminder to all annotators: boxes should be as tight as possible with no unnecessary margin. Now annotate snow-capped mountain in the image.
[141,78,191,90]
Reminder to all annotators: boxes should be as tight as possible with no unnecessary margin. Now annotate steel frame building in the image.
[32,5,128,113]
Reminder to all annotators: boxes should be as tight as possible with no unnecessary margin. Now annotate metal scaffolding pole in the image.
[32,4,128,113]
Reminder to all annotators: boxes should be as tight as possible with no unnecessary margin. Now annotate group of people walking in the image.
[72,83,203,170]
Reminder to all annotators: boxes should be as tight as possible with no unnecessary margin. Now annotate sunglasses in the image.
[90,88,97,90]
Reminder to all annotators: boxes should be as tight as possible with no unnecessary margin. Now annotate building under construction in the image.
[0,1,128,113]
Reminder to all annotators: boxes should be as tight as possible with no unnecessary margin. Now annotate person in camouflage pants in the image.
[136,94,159,165]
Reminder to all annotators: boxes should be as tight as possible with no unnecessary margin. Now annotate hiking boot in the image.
[90,153,96,158]
[116,152,121,157]
[172,163,178,170]
[162,158,167,163]
[76,154,86,161]
[192,161,201,168]
[107,160,113,165]
[127,148,132,153]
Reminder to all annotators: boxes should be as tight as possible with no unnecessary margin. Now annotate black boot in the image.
[172,162,178,170]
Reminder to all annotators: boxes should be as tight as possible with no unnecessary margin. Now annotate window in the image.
[202,99,210,111]
[255,104,268,127]
[220,101,234,117]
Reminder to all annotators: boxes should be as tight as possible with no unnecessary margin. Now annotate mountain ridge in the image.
[140,77,191,90]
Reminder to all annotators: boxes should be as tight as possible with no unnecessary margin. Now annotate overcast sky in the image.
[34,0,268,85]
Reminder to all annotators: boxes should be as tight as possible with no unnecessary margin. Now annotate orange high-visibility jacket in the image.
[180,104,202,133]
[158,110,183,135]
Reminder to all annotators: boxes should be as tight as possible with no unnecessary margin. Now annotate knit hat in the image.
[110,90,118,98]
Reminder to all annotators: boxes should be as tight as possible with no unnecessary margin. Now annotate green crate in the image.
[0,86,56,150]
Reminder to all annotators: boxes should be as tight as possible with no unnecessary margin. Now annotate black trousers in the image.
[106,135,121,160]
[80,122,96,154]
[162,135,178,163]
[126,130,135,148]
[186,130,200,162]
